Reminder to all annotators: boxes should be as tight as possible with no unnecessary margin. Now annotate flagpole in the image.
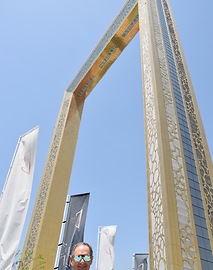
[96,226,102,270]
[54,195,70,269]
[132,254,136,270]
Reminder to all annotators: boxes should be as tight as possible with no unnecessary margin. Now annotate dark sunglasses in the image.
[73,255,92,262]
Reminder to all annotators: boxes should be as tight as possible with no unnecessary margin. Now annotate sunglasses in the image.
[73,255,92,262]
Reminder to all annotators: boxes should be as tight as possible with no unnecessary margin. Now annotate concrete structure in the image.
[21,0,213,269]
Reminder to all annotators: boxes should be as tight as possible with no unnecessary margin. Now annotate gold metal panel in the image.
[71,5,139,104]
[21,2,140,269]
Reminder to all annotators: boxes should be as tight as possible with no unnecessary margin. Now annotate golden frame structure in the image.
[22,0,213,269]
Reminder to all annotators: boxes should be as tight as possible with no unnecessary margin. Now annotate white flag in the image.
[97,225,117,270]
[0,126,39,270]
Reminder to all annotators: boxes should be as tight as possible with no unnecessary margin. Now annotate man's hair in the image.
[71,242,93,257]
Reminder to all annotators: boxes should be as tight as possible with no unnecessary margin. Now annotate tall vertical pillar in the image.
[20,0,213,269]
[138,0,213,269]
[21,92,84,269]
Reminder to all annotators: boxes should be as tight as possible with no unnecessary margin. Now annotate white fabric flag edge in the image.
[97,225,117,270]
[0,126,39,270]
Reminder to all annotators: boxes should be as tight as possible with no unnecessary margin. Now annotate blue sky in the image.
[0,1,212,270]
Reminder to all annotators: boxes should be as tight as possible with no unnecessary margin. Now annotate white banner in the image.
[96,225,117,270]
[0,126,39,270]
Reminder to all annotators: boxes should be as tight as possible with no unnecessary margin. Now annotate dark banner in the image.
[58,193,90,270]
[133,253,148,270]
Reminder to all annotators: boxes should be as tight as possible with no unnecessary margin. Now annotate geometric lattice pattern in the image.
[21,1,213,269]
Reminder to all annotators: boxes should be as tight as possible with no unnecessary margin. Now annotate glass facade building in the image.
[139,0,213,269]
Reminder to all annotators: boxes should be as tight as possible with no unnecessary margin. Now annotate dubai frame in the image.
[21,0,213,269]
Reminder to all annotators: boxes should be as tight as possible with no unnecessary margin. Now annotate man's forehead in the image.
[75,245,90,253]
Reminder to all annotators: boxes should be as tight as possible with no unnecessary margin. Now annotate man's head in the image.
[70,242,93,270]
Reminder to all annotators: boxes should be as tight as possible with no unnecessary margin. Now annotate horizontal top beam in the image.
[65,0,139,104]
